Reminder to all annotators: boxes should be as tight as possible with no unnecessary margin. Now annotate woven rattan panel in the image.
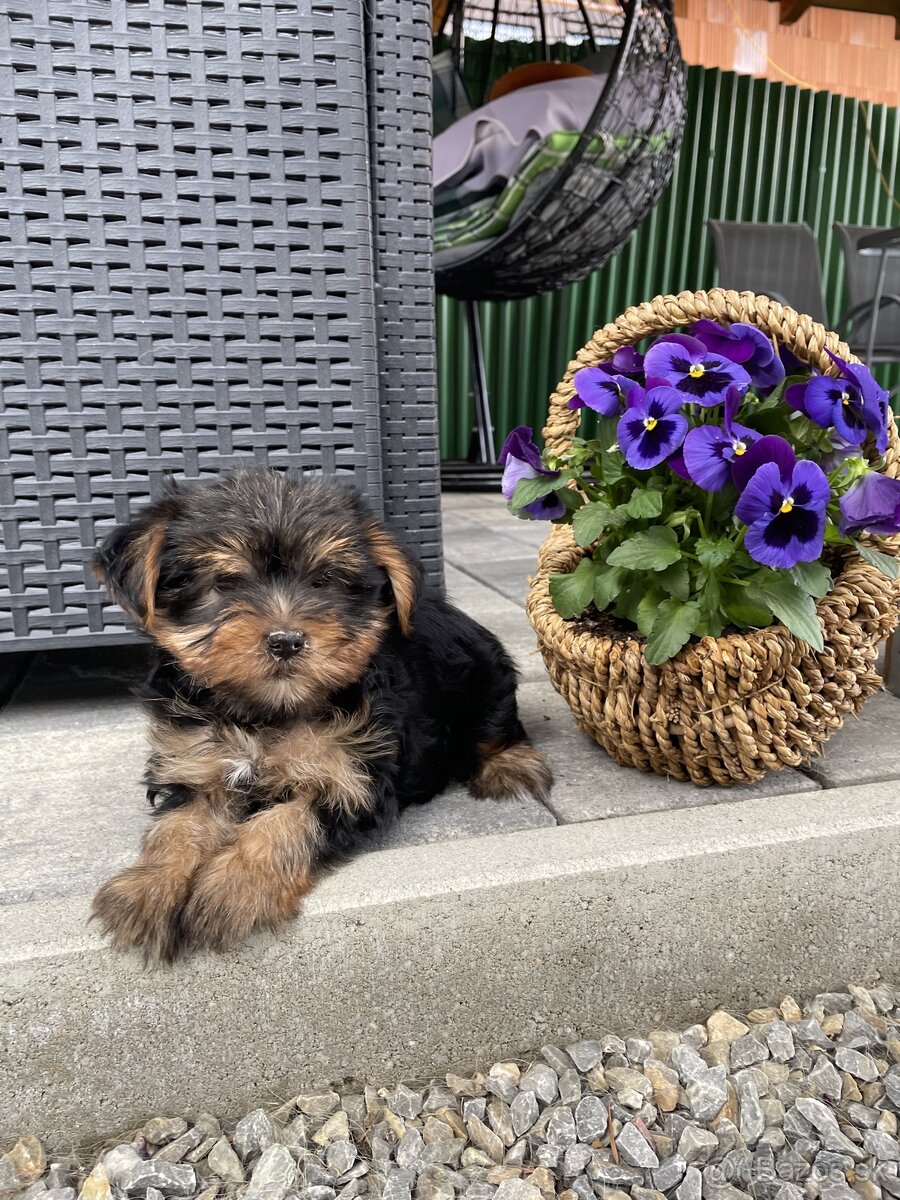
[0,0,386,649]
[366,0,443,586]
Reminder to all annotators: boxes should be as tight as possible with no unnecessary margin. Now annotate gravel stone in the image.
[235,1111,279,1161]
[101,1149,142,1190]
[617,1123,660,1169]
[154,1130,204,1164]
[836,1049,880,1082]
[686,1067,728,1120]
[675,1166,702,1200]
[865,1134,900,1163]
[245,1147,297,1200]
[296,1093,342,1119]
[117,1161,196,1196]
[520,1066,558,1106]
[546,1109,577,1151]
[143,1120,189,1147]
[678,1127,719,1165]
[326,1142,356,1177]
[493,1181,541,1200]
[562,1146,593,1177]
[508,1093,538,1139]
[731,1035,769,1070]
[707,1013,751,1045]
[652,1155,687,1191]
[558,1070,582,1107]
[737,1076,765,1147]
[466,1117,504,1164]
[574,1096,607,1143]
[565,1042,603,1072]
[590,1162,644,1187]
[207,1138,245,1184]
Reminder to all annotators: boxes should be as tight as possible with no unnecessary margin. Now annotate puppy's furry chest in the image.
[146,706,390,816]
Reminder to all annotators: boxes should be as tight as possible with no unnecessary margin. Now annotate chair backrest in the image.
[834,223,900,353]
[708,221,829,326]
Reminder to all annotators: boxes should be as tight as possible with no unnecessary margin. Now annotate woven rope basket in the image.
[525,288,900,786]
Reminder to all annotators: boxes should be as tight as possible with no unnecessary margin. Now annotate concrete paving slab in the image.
[517,680,822,821]
[455,556,535,607]
[802,690,900,787]
[3,780,899,1142]
[369,785,555,849]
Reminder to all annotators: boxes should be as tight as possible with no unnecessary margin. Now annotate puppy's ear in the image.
[366,523,422,636]
[93,496,177,627]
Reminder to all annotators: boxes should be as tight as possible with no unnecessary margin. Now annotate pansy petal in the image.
[790,459,832,511]
[839,470,900,536]
[731,435,797,492]
[682,426,732,491]
[522,493,567,521]
[735,461,784,525]
[571,367,625,415]
[500,455,538,501]
[724,384,742,434]
[667,449,692,480]
[499,426,543,471]
[744,507,825,568]
[645,385,688,418]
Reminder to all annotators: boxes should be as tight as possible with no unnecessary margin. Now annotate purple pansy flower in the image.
[666,448,692,481]
[499,426,565,520]
[731,434,798,493]
[791,372,873,446]
[681,385,760,491]
[692,320,786,391]
[616,385,688,470]
[839,470,900,536]
[643,333,752,406]
[568,366,636,416]
[827,350,890,454]
[735,442,830,568]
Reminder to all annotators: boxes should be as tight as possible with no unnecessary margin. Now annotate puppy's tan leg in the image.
[92,796,234,963]
[181,798,323,950]
[469,740,553,803]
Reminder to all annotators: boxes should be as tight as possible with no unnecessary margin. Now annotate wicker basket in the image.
[525,288,900,786]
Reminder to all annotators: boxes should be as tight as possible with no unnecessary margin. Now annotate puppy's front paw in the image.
[92,864,189,963]
[181,845,310,951]
[469,741,553,803]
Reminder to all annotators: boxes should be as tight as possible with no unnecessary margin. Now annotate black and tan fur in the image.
[91,469,551,960]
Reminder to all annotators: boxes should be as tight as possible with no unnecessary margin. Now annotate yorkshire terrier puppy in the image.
[91,469,551,961]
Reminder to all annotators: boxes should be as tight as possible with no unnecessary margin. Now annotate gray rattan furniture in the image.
[834,224,900,367]
[708,221,830,324]
[0,0,440,651]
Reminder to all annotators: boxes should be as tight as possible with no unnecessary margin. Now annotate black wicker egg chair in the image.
[434,0,686,481]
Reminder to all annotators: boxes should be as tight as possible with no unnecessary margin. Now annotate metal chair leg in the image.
[466,299,496,463]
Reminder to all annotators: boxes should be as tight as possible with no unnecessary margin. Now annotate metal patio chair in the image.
[834,224,900,368]
[708,221,829,324]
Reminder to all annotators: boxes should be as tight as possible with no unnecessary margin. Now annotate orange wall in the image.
[675,0,900,106]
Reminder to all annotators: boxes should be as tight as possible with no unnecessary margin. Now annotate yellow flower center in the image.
[780,496,795,514]
[733,440,747,456]
[842,391,850,406]
[689,364,705,379]
[644,416,658,431]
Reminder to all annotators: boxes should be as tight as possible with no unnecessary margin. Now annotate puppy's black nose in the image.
[266,630,306,660]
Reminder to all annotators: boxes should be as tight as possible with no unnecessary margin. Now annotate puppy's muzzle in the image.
[266,630,306,660]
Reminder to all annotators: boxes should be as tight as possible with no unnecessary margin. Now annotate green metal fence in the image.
[436,65,900,459]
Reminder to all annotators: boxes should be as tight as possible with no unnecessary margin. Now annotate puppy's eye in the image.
[213,573,245,592]
[310,571,334,590]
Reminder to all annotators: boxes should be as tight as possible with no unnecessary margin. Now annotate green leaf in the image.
[620,488,664,520]
[510,473,563,509]
[548,558,599,619]
[572,501,624,547]
[636,587,667,636]
[644,600,701,665]
[593,564,627,611]
[748,572,824,651]
[720,583,773,629]
[607,526,682,572]
[656,559,690,601]
[695,568,724,637]
[853,540,900,580]
[789,560,833,598]
[696,536,736,570]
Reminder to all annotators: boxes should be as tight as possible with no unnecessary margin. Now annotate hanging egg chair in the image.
[432,0,686,471]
